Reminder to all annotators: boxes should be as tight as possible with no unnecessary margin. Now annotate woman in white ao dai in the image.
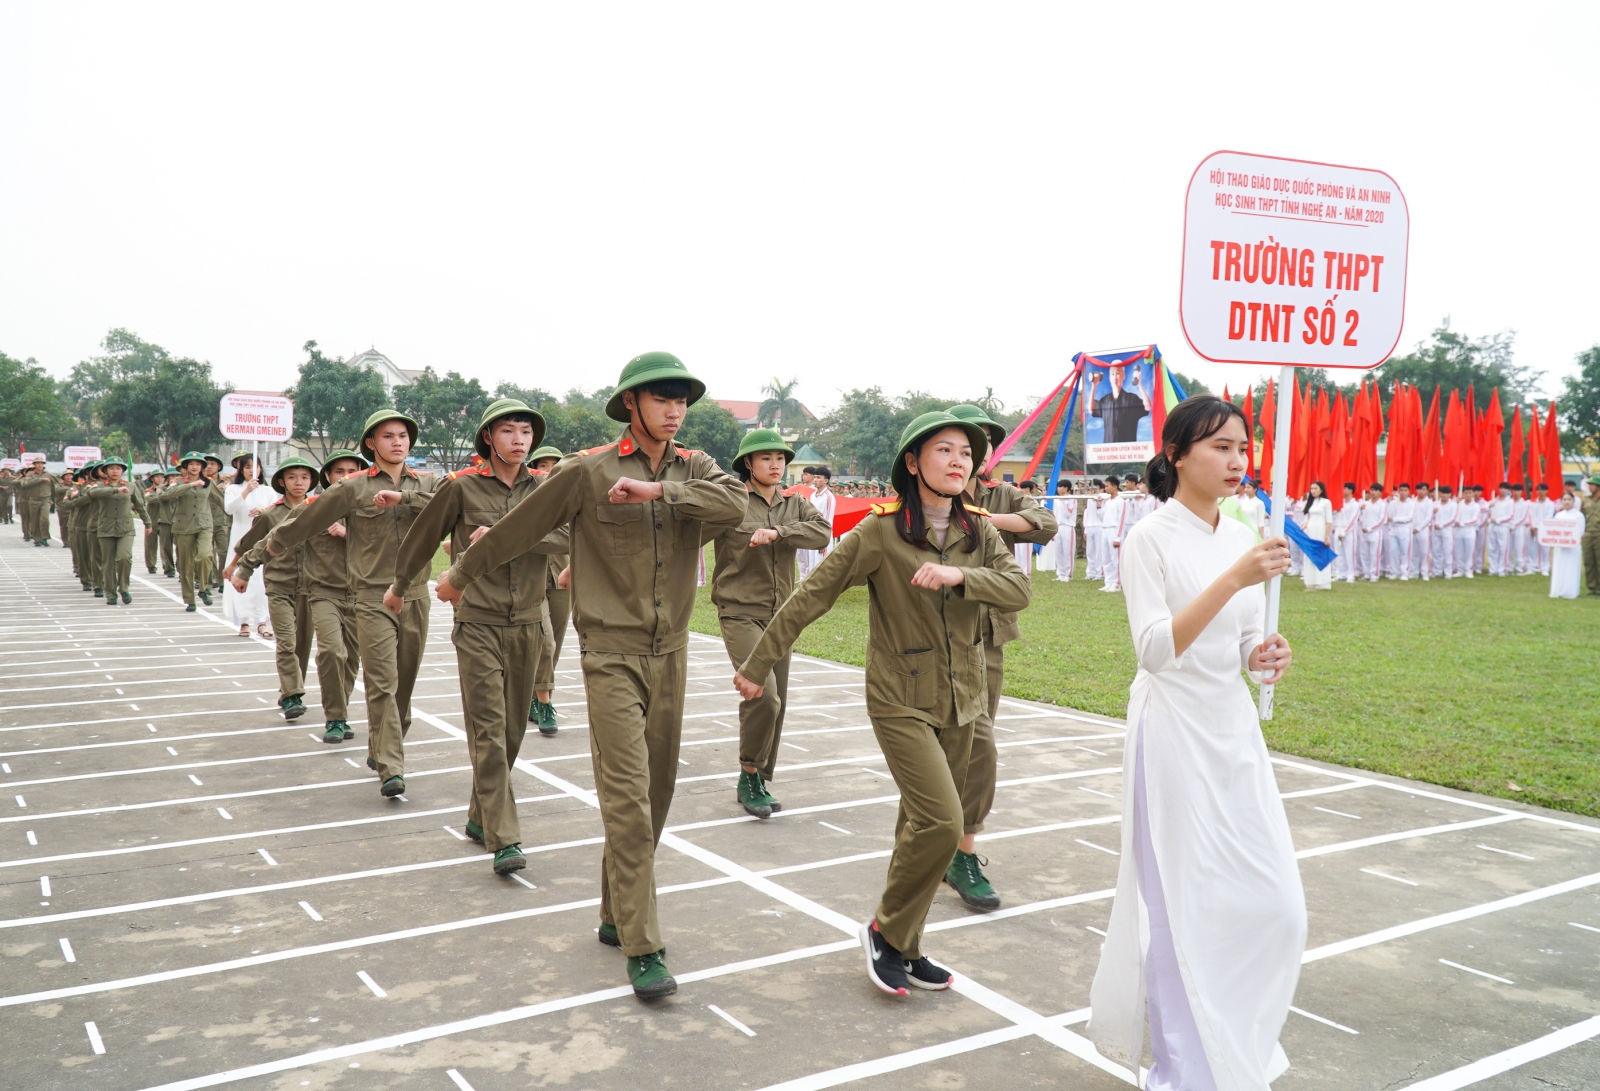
[1089,398,1306,1091]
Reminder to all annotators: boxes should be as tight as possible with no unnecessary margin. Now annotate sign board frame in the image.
[64,446,102,469]
[1537,520,1582,550]
[220,392,294,443]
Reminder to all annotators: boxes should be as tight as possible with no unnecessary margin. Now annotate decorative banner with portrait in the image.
[1080,347,1186,465]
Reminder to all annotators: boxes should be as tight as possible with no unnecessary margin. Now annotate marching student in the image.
[305,450,366,743]
[58,466,94,590]
[230,458,322,721]
[390,398,566,876]
[259,410,440,798]
[87,457,150,605]
[1301,481,1333,591]
[1101,477,1128,592]
[1383,483,1415,580]
[1357,482,1386,581]
[1530,482,1555,575]
[0,465,12,525]
[1082,481,1104,580]
[528,444,567,734]
[1238,480,1267,540]
[152,470,177,577]
[1411,482,1435,580]
[142,472,166,574]
[1431,485,1459,578]
[1050,479,1078,581]
[436,352,746,999]
[1088,395,1301,1091]
[1333,483,1360,582]
[16,456,55,545]
[159,453,216,611]
[224,454,278,638]
[1285,493,1306,576]
[705,429,832,819]
[733,410,1030,996]
[203,455,230,593]
[1454,485,1482,578]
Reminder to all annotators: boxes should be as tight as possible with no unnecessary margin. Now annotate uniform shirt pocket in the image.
[892,648,937,710]
[593,503,647,555]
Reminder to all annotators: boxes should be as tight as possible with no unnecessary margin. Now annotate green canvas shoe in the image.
[464,820,485,844]
[340,723,354,740]
[627,950,677,999]
[120,591,131,604]
[752,773,781,813]
[737,771,772,819]
[597,921,621,948]
[322,722,345,744]
[280,694,306,721]
[366,756,377,772]
[198,589,213,606]
[493,845,526,874]
[944,850,1001,911]
[380,775,405,798]
[533,700,558,736]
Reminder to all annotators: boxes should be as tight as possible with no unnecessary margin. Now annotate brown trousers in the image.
[310,597,360,721]
[961,639,1004,835]
[453,620,540,852]
[583,647,686,956]
[143,524,159,572]
[1585,533,1600,596]
[873,714,973,959]
[354,597,429,781]
[266,594,313,699]
[158,524,176,574]
[175,532,212,605]
[536,587,572,691]
[717,615,791,780]
[99,535,135,597]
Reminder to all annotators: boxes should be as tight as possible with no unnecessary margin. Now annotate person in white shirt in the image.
[1530,483,1556,574]
[1101,478,1129,592]
[1471,485,1490,573]
[1431,485,1458,578]
[1486,481,1516,575]
[1358,482,1387,581]
[1410,482,1435,580]
[795,467,836,580]
[1333,483,1361,582]
[1285,495,1307,576]
[1509,484,1533,574]
[1548,491,1586,599]
[1124,474,1155,532]
[1083,481,1105,580]
[1454,488,1481,578]
[1382,483,1415,579]
[1301,481,1334,590]
[1050,481,1078,581]
[1237,480,1267,541]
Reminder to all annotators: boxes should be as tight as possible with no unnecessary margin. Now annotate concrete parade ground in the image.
[2,532,1599,1091]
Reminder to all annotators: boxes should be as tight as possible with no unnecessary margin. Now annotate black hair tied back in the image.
[1144,395,1248,502]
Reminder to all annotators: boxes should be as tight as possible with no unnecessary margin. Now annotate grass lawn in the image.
[689,552,1600,819]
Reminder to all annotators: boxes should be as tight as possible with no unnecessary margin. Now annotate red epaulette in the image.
[870,500,903,516]
[675,446,698,458]
[582,442,621,456]
[367,466,381,477]
[980,478,1000,488]
[304,495,316,504]
[968,504,992,517]
[529,466,548,476]
[447,465,488,480]
[270,498,285,507]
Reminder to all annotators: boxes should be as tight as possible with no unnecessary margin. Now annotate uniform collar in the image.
[619,429,687,463]
[368,464,418,480]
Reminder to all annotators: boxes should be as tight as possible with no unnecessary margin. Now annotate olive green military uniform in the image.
[961,475,1056,836]
[56,480,83,579]
[0,474,13,523]
[154,483,177,576]
[88,476,151,600]
[303,494,361,725]
[394,454,568,854]
[708,483,831,782]
[446,427,746,955]
[264,464,439,782]
[207,478,229,591]
[741,500,1029,958]
[55,477,72,544]
[142,482,164,572]
[236,499,315,705]
[159,473,215,606]
[1583,483,1600,597]
[536,552,572,693]
[64,480,102,590]
[17,469,55,543]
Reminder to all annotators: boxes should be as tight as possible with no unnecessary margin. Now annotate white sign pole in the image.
[1258,364,1295,720]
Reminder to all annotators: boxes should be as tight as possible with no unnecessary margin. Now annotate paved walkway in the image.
[1,530,1597,1090]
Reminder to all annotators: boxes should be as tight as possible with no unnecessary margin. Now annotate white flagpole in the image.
[1258,364,1295,720]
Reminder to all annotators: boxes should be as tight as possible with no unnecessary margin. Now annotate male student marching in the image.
[435,352,746,999]
[944,403,1057,911]
[389,399,568,877]
[303,450,366,742]
[230,457,322,721]
[705,429,832,818]
[159,453,216,611]
[258,411,439,798]
[87,457,150,605]
[528,444,569,734]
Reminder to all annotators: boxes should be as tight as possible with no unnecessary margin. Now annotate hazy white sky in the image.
[3,3,1595,417]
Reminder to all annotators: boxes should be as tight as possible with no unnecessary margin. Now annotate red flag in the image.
[1543,402,1563,494]
[1258,379,1276,491]
[1289,375,1309,498]
[1507,406,1525,486]
[1382,384,1403,496]
[1222,384,1231,403]
[1419,386,1442,486]
[1147,352,1169,453]
[1480,388,1506,490]
[1342,383,1366,489]
[1241,386,1256,481]
[1327,393,1349,508]
[1442,389,1467,491]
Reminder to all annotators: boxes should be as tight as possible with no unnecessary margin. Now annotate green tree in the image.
[71,330,229,463]
[1558,345,1600,474]
[286,341,390,463]
[395,368,491,472]
[757,376,805,431]
[0,352,74,457]
[1375,323,1539,411]
[811,388,908,478]
[677,399,745,470]
[494,382,616,454]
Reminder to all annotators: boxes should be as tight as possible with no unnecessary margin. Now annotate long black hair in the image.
[1145,395,1249,501]
[1302,480,1327,507]
[896,433,981,553]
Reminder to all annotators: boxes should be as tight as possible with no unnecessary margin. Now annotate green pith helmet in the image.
[604,351,706,423]
[178,451,209,469]
[1588,474,1600,487]
[734,428,795,466]
[890,411,989,498]
[360,408,420,457]
[318,448,369,488]
[946,403,1008,448]
[473,398,547,460]
[270,457,320,494]
[202,453,223,468]
[530,445,564,464]
[99,456,131,472]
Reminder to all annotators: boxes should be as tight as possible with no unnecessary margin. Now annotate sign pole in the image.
[1257,363,1295,720]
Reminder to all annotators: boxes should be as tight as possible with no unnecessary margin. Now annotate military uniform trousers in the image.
[158,524,176,574]
[873,714,973,959]
[174,532,212,605]
[536,587,572,691]
[144,523,160,572]
[212,524,230,586]
[99,534,135,597]
[267,593,314,699]
[0,491,11,522]
[354,597,429,780]
[79,531,106,588]
[69,525,88,580]
[57,506,70,544]
[583,647,687,957]
[1585,530,1600,596]
[960,639,1004,835]
[310,597,360,720]
[717,615,791,781]
[453,620,541,852]
[22,500,49,541]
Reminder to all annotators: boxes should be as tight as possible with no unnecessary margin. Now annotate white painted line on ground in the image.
[707,1004,757,1036]
[13,796,22,808]
[1076,839,1119,856]
[256,849,277,866]
[216,808,232,820]
[860,768,892,779]
[1438,958,1513,984]
[188,775,203,786]
[1085,925,1107,937]
[445,1069,476,1091]
[1477,844,1534,860]
[1297,814,1519,859]
[1360,867,1418,886]
[1570,921,1600,934]
[818,822,852,835]
[85,1020,105,1055]
[510,873,537,890]
[59,936,75,962]
[356,970,387,997]
[1288,1005,1358,1034]
[443,826,467,841]
[782,743,809,752]
[25,831,35,845]
[1079,786,1115,799]
[1401,1014,1600,1091]
[39,875,50,896]
[1313,806,1361,820]
[298,901,322,921]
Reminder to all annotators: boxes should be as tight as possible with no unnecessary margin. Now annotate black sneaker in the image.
[903,956,953,991]
[859,920,909,996]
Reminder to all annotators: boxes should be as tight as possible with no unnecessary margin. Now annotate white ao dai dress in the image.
[1301,497,1334,590]
[1089,500,1306,1091]
[223,482,278,626]
[1548,509,1585,599]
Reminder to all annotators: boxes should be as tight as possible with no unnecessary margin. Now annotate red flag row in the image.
[1248,378,1562,509]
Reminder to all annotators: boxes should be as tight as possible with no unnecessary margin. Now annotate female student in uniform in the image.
[1088,395,1303,1091]
[732,411,1030,997]
[1301,480,1334,591]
